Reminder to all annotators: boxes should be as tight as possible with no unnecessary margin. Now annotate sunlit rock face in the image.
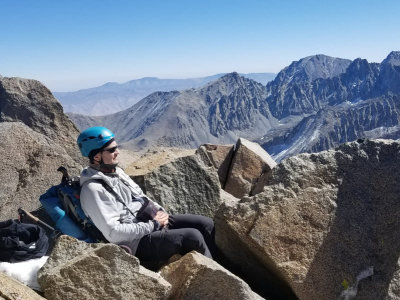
[216,139,400,300]
[38,235,171,300]
[0,77,83,220]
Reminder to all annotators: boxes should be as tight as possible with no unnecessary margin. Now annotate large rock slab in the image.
[0,271,45,300]
[196,143,234,186]
[127,153,222,218]
[0,77,84,220]
[161,251,263,300]
[38,235,171,300]
[0,122,82,220]
[215,139,400,299]
[224,138,276,198]
[0,77,82,162]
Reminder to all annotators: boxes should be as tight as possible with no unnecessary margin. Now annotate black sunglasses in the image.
[102,145,119,153]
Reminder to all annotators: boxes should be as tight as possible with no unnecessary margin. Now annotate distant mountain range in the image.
[68,51,400,161]
[54,73,276,116]
[258,51,400,160]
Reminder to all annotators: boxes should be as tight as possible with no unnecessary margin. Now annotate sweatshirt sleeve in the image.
[80,181,155,245]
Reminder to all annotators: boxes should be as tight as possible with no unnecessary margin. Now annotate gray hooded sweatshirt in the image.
[80,166,164,254]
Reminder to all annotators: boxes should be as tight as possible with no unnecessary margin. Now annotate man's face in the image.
[98,140,120,165]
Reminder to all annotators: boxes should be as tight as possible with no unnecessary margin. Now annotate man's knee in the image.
[181,228,207,252]
[198,215,215,233]
[182,228,204,243]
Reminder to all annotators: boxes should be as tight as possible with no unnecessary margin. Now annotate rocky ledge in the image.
[3,131,400,299]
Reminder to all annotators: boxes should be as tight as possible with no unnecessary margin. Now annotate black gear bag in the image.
[0,219,49,262]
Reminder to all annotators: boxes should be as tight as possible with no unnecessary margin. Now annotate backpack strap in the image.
[93,179,160,230]
[94,179,137,217]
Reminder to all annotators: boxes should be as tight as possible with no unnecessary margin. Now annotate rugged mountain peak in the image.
[0,76,82,160]
[211,72,243,86]
[346,57,371,71]
[382,51,400,66]
[341,58,381,83]
[201,72,263,98]
[70,71,273,149]
[266,55,352,119]
[272,54,351,85]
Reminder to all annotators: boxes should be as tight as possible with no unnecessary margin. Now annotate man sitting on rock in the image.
[77,126,216,264]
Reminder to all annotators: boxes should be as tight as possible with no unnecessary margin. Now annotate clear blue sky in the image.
[1,0,399,91]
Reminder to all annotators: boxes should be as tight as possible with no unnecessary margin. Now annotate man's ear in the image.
[93,152,102,164]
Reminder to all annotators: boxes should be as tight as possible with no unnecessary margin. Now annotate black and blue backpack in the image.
[39,167,106,243]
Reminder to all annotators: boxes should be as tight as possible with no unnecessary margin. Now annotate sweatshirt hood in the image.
[80,166,117,187]
[80,166,146,199]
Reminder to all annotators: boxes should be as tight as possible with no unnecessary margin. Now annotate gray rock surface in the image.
[38,235,171,300]
[224,138,277,198]
[126,140,277,216]
[127,153,222,218]
[195,143,234,186]
[160,251,263,300]
[0,77,83,162]
[0,122,82,220]
[387,257,400,300]
[0,272,45,300]
[0,76,84,220]
[215,139,400,300]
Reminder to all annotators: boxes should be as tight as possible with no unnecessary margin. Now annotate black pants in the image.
[135,214,216,262]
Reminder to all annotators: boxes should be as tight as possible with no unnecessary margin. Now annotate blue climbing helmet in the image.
[77,127,115,157]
